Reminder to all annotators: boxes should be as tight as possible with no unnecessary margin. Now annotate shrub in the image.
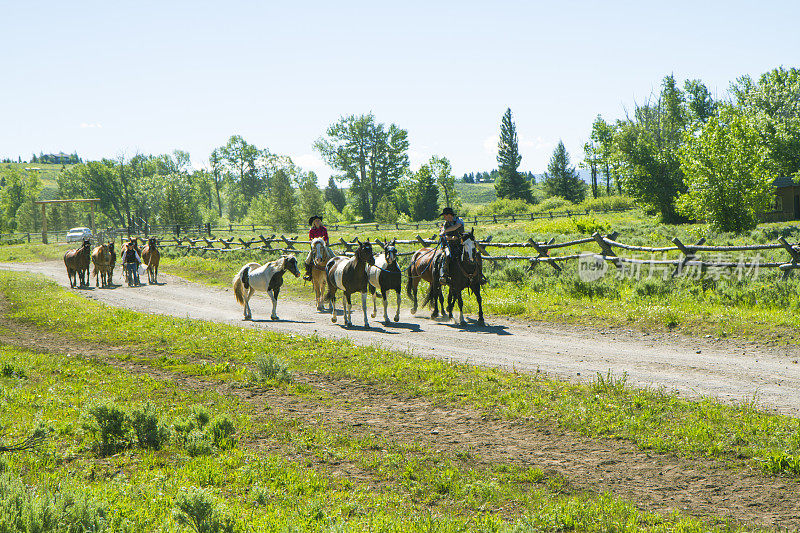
[579,195,637,212]
[84,401,129,455]
[532,197,574,213]
[571,215,610,235]
[186,430,214,457]
[476,198,534,217]
[254,355,292,384]
[173,487,237,533]
[129,403,170,450]
[209,417,236,450]
[0,472,108,532]
[0,362,25,378]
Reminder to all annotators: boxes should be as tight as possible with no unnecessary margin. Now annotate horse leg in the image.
[362,291,369,328]
[409,278,418,315]
[446,288,455,320]
[431,279,440,319]
[269,288,280,320]
[381,289,389,323]
[457,292,465,325]
[343,293,352,326]
[243,289,253,320]
[475,284,485,325]
[394,288,401,322]
[370,285,377,318]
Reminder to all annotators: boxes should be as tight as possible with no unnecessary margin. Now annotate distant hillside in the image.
[0,162,71,199]
[455,181,497,205]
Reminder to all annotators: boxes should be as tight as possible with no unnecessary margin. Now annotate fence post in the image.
[592,231,621,269]
[27,232,30,243]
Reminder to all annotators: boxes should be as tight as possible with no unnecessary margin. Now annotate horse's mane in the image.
[311,237,336,260]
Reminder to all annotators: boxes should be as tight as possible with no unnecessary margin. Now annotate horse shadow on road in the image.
[438,318,512,335]
[250,318,314,325]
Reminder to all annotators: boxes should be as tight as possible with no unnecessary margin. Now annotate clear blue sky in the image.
[2,0,798,181]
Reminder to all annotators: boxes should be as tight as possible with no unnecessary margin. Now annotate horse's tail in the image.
[233,265,251,307]
[405,263,414,300]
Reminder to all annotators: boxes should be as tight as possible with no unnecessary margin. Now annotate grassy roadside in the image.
[0,321,740,529]
[3,271,800,479]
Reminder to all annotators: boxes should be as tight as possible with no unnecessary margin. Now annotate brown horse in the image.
[406,243,445,317]
[91,243,112,288]
[141,237,160,284]
[64,239,92,288]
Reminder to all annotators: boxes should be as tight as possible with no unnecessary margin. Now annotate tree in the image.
[297,171,325,220]
[429,155,459,210]
[613,75,688,222]
[684,79,717,123]
[732,67,800,177]
[543,141,585,203]
[220,135,263,200]
[408,164,439,221]
[269,168,297,231]
[208,148,224,217]
[677,106,773,233]
[590,116,618,194]
[0,167,41,232]
[495,108,533,202]
[314,113,409,221]
[324,176,347,212]
[581,142,600,198]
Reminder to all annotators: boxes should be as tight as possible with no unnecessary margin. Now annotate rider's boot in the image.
[303,262,312,281]
[440,260,451,285]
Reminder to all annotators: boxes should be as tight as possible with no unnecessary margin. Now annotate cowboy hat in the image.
[440,207,456,217]
[308,215,322,226]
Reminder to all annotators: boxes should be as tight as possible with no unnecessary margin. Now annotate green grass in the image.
[0,333,742,530]
[3,271,800,482]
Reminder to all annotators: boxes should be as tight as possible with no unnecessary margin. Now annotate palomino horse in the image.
[91,243,112,288]
[64,239,92,288]
[142,237,160,284]
[309,237,335,311]
[368,239,402,323]
[434,229,486,325]
[406,241,445,317]
[325,240,375,327]
[233,255,300,320]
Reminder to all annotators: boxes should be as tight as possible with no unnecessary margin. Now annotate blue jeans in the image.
[126,263,139,285]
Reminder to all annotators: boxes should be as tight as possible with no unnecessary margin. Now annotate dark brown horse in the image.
[142,237,160,284]
[406,242,445,317]
[64,239,92,288]
[430,229,486,325]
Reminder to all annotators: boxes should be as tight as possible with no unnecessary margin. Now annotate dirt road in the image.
[5,260,800,416]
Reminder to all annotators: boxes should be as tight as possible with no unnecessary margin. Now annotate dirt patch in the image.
[3,306,799,528]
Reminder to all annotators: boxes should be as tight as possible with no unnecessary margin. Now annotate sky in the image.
[2,0,799,182]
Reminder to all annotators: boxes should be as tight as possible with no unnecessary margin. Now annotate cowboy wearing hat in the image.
[303,215,329,280]
[438,207,464,284]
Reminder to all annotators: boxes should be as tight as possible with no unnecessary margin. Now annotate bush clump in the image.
[254,355,292,384]
[173,486,237,533]
[129,402,171,450]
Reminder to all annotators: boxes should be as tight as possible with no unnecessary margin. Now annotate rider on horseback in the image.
[303,215,329,281]
[438,207,464,284]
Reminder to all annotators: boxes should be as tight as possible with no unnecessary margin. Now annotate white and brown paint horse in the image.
[233,255,301,320]
[310,236,335,311]
[368,239,402,323]
[325,240,375,327]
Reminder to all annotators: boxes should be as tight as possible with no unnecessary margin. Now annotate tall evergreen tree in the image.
[410,163,439,221]
[495,108,533,202]
[543,141,585,203]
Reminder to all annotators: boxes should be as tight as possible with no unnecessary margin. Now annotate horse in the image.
[325,240,375,327]
[64,239,92,288]
[91,243,112,288]
[141,237,160,284]
[232,255,300,320]
[309,236,335,311]
[107,242,116,285]
[368,239,402,323]
[433,229,485,325]
[406,241,445,318]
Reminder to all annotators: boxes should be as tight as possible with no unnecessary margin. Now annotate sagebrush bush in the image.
[0,472,108,532]
[532,197,574,213]
[130,402,170,450]
[186,430,214,457]
[254,355,292,384]
[476,198,535,217]
[209,417,236,450]
[84,401,129,455]
[173,486,237,533]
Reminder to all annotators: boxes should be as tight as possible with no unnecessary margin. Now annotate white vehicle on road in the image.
[66,227,92,242]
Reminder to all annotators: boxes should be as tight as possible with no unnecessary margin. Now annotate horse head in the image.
[312,237,327,263]
[384,240,398,264]
[357,240,375,266]
[282,254,301,277]
[461,230,477,263]
[148,237,157,248]
[108,241,115,254]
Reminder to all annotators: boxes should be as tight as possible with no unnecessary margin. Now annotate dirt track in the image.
[4,260,800,416]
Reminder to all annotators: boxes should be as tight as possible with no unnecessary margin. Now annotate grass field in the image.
[0,162,72,200]
[1,271,795,529]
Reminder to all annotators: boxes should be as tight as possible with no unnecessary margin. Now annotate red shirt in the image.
[309,225,329,244]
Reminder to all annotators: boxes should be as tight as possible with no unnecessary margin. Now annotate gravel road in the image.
[4,261,800,416]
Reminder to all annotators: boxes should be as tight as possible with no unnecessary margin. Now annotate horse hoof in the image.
[371,312,376,318]
[271,316,278,321]
[431,311,439,318]
[477,318,485,326]
[394,315,399,322]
